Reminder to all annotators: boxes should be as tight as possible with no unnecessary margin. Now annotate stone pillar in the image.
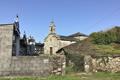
[84,55,92,73]
[61,55,66,75]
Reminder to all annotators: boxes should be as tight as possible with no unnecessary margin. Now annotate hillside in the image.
[89,26,120,55]
[94,43,120,55]
[90,26,120,44]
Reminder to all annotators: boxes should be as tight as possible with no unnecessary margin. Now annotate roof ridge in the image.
[68,32,88,37]
[0,23,14,26]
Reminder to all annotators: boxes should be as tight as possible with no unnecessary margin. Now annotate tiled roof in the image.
[59,35,79,41]
[68,32,88,37]
[56,40,95,56]
[45,32,87,42]
[35,43,44,47]
[58,32,88,41]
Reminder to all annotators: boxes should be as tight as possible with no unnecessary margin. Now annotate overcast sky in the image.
[0,0,120,42]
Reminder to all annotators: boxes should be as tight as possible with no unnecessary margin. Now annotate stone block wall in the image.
[0,24,13,75]
[51,55,66,75]
[11,56,52,76]
[0,55,65,76]
[92,56,120,73]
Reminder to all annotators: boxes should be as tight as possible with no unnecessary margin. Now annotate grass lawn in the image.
[0,72,120,80]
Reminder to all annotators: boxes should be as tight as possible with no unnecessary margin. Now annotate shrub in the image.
[65,53,84,73]
[90,27,120,45]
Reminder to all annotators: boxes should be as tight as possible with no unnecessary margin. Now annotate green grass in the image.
[0,72,120,80]
[94,44,120,54]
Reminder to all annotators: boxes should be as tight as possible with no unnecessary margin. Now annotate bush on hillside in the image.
[90,26,120,45]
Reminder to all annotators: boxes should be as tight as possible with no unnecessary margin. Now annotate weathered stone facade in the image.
[10,55,65,76]
[0,55,65,76]
[0,24,13,75]
[44,34,60,55]
[11,56,52,76]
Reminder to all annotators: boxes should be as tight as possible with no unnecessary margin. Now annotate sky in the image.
[0,0,120,42]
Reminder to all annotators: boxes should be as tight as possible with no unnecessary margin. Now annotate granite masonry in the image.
[0,24,13,75]
[84,55,120,73]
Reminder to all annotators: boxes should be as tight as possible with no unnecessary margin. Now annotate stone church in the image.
[44,21,88,55]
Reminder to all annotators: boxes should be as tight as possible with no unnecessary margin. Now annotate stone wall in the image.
[11,56,52,76]
[92,56,120,73]
[51,55,66,75]
[0,55,65,76]
[0,24,13,75]
[84,55,93,73]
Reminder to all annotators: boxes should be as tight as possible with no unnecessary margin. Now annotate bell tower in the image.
[49,21,56,34]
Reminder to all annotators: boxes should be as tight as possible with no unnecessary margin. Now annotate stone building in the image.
[0,16,20,74]
[0,16,20,56]
[44,21,88,55]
